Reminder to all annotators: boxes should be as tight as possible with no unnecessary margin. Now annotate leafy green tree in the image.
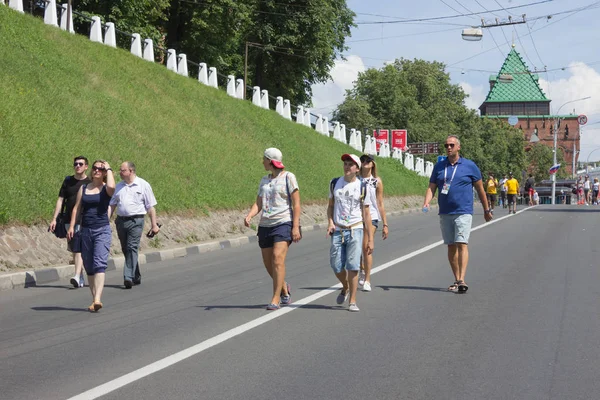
[526,143,566,182]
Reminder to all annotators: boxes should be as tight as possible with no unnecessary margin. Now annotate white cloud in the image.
[310,55,366,118]
[538,63,600,161]
[459,82,487,112]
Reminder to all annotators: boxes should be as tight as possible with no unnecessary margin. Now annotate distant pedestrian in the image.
[505,172,519,214]
[67,160,115,312]
[499,174,508,208]
[485,173,499,213]
[525,174,535,206]
[358,154,388,292]
[593,178,599,205]
[244,148,301,310]
[49,156,91,289]
[533,190,539,205]
[108,162,160,289]
[327,154,373,312]
[584,175,591,205]
[423,135,492,293]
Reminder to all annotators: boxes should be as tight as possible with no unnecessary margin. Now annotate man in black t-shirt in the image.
[50,156,91,288]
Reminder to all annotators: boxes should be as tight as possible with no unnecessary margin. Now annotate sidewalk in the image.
[0,206,436,291]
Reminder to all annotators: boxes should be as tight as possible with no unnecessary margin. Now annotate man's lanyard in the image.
[444,162,458,184]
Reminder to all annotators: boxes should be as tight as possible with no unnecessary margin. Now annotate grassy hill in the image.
[0,7,427,225]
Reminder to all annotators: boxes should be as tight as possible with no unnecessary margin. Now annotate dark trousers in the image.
[116,217,145,282]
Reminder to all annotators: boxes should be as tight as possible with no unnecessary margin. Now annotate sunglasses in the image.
[92,166,106,172]
[444,143,456,149]
[73,162,85,167]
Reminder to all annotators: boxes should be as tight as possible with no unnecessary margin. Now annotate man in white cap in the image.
[326,154,373,312]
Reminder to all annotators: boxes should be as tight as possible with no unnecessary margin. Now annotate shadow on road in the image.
[378,285,447,293]
[31,306,88,312]
[198,304,342,311]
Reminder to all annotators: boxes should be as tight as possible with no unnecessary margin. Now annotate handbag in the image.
[54,212,68,239]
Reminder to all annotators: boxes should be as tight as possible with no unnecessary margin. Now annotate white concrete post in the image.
[380,143,390,158]
[260,90,269,109]
[44,0,58,27]
[103,23,116,48]
[60,4,74,33]
[177,54,188,77]
[415,157,425,176]
[315,115,323,134]
[404,153,414,171]
[252,87,261,106]
[166,49,177,72]
[364,135,372,154]
[198,63,208,85]
[90,16,103,43]
[392,148,403,162]
[226,76,236,97]
[130,34,142,57]
[296,106,304,124]
[322,117,329,136]
[333,122,341,140]
[355,131,363,152]
[349,129,357,147]
[143,39,154,62]
[235,79,244,99]
[425,161,434,177]
[9,0,24,13]
[275,97,284,116]
[208,67,218,88]
[283,100,291,120]
[340,124,347,144]
[303,108,311,127]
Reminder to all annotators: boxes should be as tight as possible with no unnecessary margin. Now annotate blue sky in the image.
[311,0,600,160]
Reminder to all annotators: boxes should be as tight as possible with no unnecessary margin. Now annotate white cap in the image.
[341,153,361,169]
[264,148,284,169]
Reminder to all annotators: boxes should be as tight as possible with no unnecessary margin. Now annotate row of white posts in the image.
[6,0,435,177]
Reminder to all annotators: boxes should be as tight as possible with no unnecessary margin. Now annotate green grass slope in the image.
[0,7,427,225]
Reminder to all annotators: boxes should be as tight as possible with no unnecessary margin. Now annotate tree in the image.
[526,143,566,183]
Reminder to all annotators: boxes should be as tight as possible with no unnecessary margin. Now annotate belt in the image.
[117,214,145,221]
[335,221,363,230]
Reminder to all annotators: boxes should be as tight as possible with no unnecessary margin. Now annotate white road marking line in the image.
[67,206,533,400]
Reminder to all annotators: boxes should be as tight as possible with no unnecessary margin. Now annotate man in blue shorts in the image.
[423,135,492,293]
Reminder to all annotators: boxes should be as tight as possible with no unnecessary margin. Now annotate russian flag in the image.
[549,163,561,175]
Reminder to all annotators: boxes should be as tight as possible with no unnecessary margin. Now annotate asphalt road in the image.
[1,205,600,400]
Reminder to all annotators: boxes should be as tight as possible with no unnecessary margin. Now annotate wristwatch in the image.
[484,209,491,214]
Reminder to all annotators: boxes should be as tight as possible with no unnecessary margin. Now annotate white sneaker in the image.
[358,270,366,287]
[362,281,372,292]
[79,274,85,288]
[348,303,360,312]
[70,276,79,288]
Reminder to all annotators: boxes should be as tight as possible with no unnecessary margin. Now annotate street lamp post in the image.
[551,96,591,204]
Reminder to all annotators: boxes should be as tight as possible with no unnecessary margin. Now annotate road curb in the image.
[0,205,437,291]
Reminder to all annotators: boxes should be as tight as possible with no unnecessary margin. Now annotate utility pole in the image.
[244,42,249,100]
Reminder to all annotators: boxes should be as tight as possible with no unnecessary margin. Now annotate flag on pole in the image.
[549,163,561,174]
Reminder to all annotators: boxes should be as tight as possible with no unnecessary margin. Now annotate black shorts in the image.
[507,194,517,204]
[487,194,497,203]
[257,222,292,249]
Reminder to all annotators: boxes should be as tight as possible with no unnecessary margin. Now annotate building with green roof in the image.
[479,45,580,176]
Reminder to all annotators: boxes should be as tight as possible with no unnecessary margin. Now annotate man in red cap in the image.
[326,154,373,312]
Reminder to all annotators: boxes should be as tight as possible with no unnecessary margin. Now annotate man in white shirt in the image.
[109,161,159,289]
[327,154,373,312]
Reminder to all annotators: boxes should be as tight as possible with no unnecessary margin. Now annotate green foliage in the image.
[526,144,566,183]
[333,58,528,174]
[0,8,426,225]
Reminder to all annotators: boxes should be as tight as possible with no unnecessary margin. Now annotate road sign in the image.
[391,129,407,150]
[578,115,588,125]
[373,129,389,152]
[405,142,439,155]
[508,116,519,126]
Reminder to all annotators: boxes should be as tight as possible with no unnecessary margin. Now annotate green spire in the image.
[483,47,550,103]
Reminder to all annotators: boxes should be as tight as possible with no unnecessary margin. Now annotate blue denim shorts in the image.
[257,222,292,249]
[329,228,363,274]
[81,225,112,275]
[439,214,473,245]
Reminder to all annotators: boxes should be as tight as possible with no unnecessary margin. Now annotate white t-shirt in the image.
[258,171,299,227]
[584,180,591,190]
[593,182,599,191]
[363,176,381,221]
[329,177,372,229]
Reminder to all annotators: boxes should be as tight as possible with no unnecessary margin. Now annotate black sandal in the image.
[457,281,469,293]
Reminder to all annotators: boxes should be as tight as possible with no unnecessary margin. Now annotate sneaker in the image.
[79,275,85,288]
[124,280,133,289]
[336,289,349,305]
[70,276,79,288]
[266,303,280,310]
[348,303,360,312]
[280,295,291,305]
[358,270,366,287]
[362,281,372,292]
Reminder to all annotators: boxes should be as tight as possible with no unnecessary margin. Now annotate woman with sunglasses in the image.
[68,160,115,312]
[358,154,388,292]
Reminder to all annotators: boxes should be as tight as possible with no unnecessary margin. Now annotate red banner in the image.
[391,129,407,150]
[373,129,389,152]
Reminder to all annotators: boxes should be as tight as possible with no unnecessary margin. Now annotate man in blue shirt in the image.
[423,135,492,293]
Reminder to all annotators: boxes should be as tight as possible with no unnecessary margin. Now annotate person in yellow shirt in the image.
[485,173,499,214]
[505,172,520,214]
